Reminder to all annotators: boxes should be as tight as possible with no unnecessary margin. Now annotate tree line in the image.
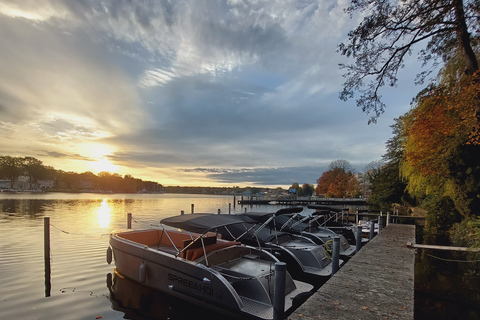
[0,156,162,193]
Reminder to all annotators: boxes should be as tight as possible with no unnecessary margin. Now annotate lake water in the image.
[2,192,479,319]
[0,192,294,320]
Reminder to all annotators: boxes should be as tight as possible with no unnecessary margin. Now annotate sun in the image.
[89,157,118,173]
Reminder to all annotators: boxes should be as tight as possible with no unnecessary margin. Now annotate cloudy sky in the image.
[0,0,420,187]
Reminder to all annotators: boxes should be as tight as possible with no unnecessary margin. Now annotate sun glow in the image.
[97,199,111,228]
[89,157,118,174]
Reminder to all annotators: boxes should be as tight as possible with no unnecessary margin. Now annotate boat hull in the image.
[109,229,313,320]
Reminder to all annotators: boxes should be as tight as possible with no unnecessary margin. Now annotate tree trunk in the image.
[454,0,479,75]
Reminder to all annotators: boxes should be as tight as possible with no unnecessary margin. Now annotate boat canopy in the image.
[161,213,257,234]
[242,207,304,220]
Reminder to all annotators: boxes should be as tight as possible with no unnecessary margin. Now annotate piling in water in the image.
[44,217,51,297]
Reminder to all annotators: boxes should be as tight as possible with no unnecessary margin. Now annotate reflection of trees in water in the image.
[415,246,480,320]
[0,199,52,217]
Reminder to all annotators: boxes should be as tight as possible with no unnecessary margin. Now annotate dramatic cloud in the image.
[0,0,415,187]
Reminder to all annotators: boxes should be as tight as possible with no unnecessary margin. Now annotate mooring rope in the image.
[425,253,480,263]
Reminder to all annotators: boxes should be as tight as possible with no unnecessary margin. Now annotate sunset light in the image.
[97,199,111,228]
[89,157,118,174]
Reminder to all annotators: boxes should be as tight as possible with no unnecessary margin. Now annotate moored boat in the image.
[259,208,356,258]
[168,211,342,286]
[109,213,313,320]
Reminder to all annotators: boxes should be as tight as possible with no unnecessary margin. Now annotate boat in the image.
[181,211,342,286]
[109,213,313,320]
[242,208,356,259]
[307,204,364,245]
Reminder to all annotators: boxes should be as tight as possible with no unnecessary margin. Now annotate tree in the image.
[0,156,23,188]
[401,70,480,218]
[339,0,479,123]
[316,160,360,197]
[366,118,415,209]
[301,184,315,197]
[23,157,47,189]
[329,159,352,172]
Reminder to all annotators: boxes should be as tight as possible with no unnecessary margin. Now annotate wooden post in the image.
[369,220,375,240]
[273,262,286,320]
[218,209,221,215]
[191,204,194,214]
[386,212,390,227]
[379,215,384,232]
[127,213,132,229]
[356,225,362,253]
[229,203,231,215]
[332,236,340,275]
[181,210,184,215]
[44,217,51,297]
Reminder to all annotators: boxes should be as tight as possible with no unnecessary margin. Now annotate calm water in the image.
[0,192,292,320]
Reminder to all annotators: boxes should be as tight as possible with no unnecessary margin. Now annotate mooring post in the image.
[127,213,132,229]
[379,215,384,232]
[370,220,375,240]
[218,209,221,215]
[386,212,390,227]
[191,204,194,214]
[273,262,286,320]
[229,203,231,214]
[356,225,362,253]
[233,195,236,208]
[44,217,51,297]
[181,210,184,215]
[332,236,340,275]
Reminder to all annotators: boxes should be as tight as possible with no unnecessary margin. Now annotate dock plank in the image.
[289,224,415,320]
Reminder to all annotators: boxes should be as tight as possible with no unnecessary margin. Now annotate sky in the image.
[0,0,421,188]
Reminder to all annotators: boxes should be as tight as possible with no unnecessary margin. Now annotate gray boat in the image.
[257,208,356,258]
[191,211,342,286]
[109,213,313,320]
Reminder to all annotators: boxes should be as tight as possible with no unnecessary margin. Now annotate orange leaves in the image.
[316,167,360,198]
[404,72,480,178]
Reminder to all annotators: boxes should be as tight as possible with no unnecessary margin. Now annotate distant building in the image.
[38,180,54,190]
[0,179,11,189]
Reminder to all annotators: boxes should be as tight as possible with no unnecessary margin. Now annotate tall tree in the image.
[339,0,479,122]
[366,119,414,209]
[316,160,360,197]
[401,70,480,218]
[23,157,46,189]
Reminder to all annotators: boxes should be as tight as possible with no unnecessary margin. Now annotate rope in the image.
[425,253,480,263]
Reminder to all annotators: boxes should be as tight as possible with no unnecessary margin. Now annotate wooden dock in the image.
[289,224,415,320]
[238,198,368,206]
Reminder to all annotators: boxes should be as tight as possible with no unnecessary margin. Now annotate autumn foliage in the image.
[401,71,480,217]
[316,165,360,198]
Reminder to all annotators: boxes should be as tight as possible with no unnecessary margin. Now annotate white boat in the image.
[109,214,313,320]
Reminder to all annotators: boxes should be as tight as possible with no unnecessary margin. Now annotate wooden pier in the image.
[290,224,415,320]
[238,198,368,206]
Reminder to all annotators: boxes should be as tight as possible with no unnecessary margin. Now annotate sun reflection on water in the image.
[98,199,111,228]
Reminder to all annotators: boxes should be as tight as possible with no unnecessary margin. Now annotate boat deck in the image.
[217,255,273,278]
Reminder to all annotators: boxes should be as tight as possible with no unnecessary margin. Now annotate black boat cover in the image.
[161,213,257,234]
